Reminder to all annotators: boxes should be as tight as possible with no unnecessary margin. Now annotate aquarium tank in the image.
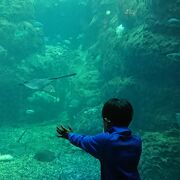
[0,0,179,179]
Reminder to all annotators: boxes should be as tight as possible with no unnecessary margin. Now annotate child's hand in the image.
[56,125,73,139]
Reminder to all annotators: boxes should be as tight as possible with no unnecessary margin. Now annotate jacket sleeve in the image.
[68,132,107,159]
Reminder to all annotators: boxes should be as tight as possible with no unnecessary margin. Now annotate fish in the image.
[25,109,35,115]
[88,15,98,27]
[0,154,13,161]
[20,73,76,90]
[116,24,125,38]
[124,9,136,17]
[167,18,180,27]
[106,10,111,15]
[30,20,44,28]
[166,53,180,62]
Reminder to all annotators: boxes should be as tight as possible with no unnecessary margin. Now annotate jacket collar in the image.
[107,126,132,136]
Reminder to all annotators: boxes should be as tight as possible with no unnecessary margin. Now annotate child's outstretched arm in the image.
[56,125,107,159]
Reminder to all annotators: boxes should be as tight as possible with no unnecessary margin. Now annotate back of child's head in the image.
[102,98,133,127]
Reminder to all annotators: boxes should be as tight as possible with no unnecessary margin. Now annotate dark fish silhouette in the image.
[20,73,76,90]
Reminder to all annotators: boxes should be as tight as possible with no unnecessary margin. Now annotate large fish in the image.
[20,73,76,90]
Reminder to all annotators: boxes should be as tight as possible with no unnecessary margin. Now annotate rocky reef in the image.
[0,0,179,179]
[0,0,45,69]
[84,0,180,130]
[140,129,180,180]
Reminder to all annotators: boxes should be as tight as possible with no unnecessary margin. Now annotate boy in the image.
[57,98,142,180]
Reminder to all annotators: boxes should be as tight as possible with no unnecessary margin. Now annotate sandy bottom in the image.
[0,124,99,179]
[1,123,179,180]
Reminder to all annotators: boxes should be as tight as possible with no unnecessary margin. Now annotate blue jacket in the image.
[68,127,142,180]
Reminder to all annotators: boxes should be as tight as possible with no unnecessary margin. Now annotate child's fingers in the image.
[61,125,67,131]
[56,127,61,132]
[68,126,73,131]
[57,127,63,134]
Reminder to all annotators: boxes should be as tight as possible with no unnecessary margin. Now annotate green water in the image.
[0,0,179,179]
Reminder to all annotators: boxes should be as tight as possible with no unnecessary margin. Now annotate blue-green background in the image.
[0,0,179,179]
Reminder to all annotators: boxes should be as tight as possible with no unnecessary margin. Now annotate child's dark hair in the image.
[102,98,133,127]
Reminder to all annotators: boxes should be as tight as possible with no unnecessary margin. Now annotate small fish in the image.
[166,53,180,62]
[106,10,111,15]
[64,40,71,45]
[116,24,125,38]
[26,109,35,115]
[30,20,43,28]
[124,9,136,17]
[0,154,13,161]
[167,18,180,27]
[88,15,98,27]
[68,99,80,108]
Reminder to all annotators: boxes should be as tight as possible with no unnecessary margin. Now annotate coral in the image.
[0,0,44,60]
[0,18,44,59]
[72,105,102,134]
[119,25,180,58]
[0,19,16,49]
[85,0,180,132]
[73,68,102,107]
[12,21,44,58]
[102,76,136,98]
[27,91,60,104]
[0,0,35,22]
[140,129,180,180]
[23,91,61,123]
[14,44,79,124]
[106,76,136,87]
